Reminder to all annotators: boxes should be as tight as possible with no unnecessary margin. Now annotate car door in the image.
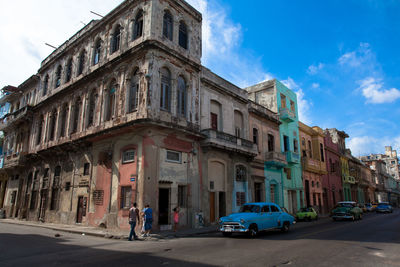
[260,205,271,230]
[269,205,281,227]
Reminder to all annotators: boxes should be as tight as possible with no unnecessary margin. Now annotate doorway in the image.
[305,180,310,207]
[158,188,170,225]
[218,192,226,218]
[39,189,48,221]
[76,196,87,223]
[209,192,215,222]
[254,182,262,202]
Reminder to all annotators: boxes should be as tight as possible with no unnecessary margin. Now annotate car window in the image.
[240,205,260,213]
[261,205,270,212]
[270,205,279,212]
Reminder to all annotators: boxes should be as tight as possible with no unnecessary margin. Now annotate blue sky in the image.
[1,0,400,156]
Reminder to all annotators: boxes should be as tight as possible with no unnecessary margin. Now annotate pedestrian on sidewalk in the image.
[173,207,179,232]
[128,202,139,241]
[142,204,153,237]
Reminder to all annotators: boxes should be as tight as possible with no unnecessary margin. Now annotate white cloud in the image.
[311,83,320,89]
[0,0,124,86]
[348,135,400,156]
[358,77,400,104]
[188,0,271,87]
[338,42,372,68]
[282,77,313,125]
[307,63,324,75]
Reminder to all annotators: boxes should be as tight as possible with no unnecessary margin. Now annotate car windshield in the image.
[378,203,388,207]
[300,208,309,212]
[337,203,355,208]
[239,205,260,213]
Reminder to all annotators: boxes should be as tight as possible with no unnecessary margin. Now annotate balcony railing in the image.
[285,151,300,164]
[0,105,32,130]
[279,107,296,122]
[201,129,258,157]
[265,151,287,167]
[343,175,356,184]
[302,157,327,174]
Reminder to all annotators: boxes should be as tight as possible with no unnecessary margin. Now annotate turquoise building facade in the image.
[246,79,303,213]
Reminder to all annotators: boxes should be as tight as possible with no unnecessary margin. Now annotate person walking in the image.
[142,204,153,237]
[128,202,139,241]
[173,207,179,232]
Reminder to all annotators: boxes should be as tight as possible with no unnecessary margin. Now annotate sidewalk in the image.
[0,218,218,241]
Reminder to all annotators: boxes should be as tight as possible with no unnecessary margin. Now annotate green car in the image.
[296,207,318,221]
[331,201,363,221]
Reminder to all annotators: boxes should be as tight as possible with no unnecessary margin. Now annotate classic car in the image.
[376,202,393,213]
[331,201,363,221]
[219,202,296,237]
[358,204,367,213]
[295,207,318,221]
[365,203,375,212]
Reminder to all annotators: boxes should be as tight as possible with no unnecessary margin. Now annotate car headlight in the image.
[240,219,246,224]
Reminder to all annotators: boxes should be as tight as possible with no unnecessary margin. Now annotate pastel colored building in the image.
[299,122,327,213]
[321,129,343,213]
[246,79,303,213]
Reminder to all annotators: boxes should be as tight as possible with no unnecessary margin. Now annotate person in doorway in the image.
[173,207,179,232]
[128,202,140,241]
[142,204,153,237]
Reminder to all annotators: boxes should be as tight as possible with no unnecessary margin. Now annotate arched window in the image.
[48,109,57,141]
[163,11,173,40]
[133,10,143,40]
[59,103,68,137]
[160,68,171,111]
[177,76,187,117]
[179,21,188,49]
[87,90,97,127]
[111,25,121,53]
[65,58,73,82]
[42,75,49,96]
[77,50,86,75]
[105,82,117,121]
[128,69,139,113]
[36,115,44,145]
[235,165,247,182]
[253,128,258,144]
[234,110,244,138]
[308,140,313,158]
[210,100,222,130]
[55,65,62,88]
[71,97,81,133]
[93,39,101,65]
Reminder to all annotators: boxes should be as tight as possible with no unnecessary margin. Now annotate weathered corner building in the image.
[0,0,288,229]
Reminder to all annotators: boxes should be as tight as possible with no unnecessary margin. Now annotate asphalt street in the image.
[1,211,399,267]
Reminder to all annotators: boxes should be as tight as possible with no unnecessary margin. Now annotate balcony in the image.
[0,106,33,131]
[302,157,327,174]
[2,152,27,170]
[201,129,258,157]
[264,151,287,167]
[343,175,356,184]
[285,151,300,164]
[279,107,296,122]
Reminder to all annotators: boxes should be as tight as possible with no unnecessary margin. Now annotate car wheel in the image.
[248,224,258,238]
[222,232,232,237]
[281,222,290,233]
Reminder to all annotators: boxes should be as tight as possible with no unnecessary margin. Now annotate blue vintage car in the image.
[376,202,393,213]
[219,202,296,237]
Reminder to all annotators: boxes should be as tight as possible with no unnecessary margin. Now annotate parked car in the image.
[331,201,363,221]
[296,207,318,221]
[376,202,393,213]
[219,202,296,237]
[358,203,367,213]
[365,203,375,212]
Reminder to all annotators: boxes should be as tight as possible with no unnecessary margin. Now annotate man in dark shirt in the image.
[128,202,139,241]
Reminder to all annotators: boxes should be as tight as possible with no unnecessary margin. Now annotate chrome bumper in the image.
[219,224,248,233]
